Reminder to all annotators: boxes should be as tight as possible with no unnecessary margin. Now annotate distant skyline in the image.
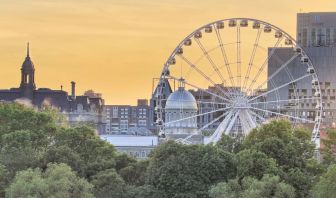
[0,0,335,105]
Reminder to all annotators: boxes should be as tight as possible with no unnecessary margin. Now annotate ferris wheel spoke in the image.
[248,73,312,102]
[248,109,266,122]
[243,28,262,91]
[246,37,283,93]
[168,75,233,103]
[237,25,242,90]
[250,97,315,105]
[196,100,230,105]
[214,27,236,87]
[159,99,231,106]
[164,106,232,126]
[253,53,299,93]
[249,106,315,123]
[177,55,230,98]
[194,38,227,86]
[199,110,231,130]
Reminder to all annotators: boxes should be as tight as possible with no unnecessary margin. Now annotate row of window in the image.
[298,27,336,47]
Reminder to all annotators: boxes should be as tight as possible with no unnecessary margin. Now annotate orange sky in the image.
[0,0,335,105]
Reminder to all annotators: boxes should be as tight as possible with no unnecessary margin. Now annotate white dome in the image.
[165,87,198,110]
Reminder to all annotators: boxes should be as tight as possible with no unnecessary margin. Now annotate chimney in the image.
[71,81,76,100]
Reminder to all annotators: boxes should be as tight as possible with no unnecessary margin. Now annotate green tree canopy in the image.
[312,165,336,198]
[209,175,295,198]
[146,141,236,197]
[5,163,93,198]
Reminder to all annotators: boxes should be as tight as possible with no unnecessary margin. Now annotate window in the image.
[326,28,331,46]
[333,28,336,45]
[302,28,307,46]
[112,107,118,118]
[311,28,316,46]
[138,120,147,127]
[120,120,128,131]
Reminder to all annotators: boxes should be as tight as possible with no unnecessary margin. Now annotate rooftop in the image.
[100,135,158,147]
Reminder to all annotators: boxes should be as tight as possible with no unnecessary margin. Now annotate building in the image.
[104,99,151,135]
[267,12,336,126]
[149,78,173,132]
[0,44,105,133]
[164,79,202,144]
[100,135,158,159]
[297,12,336,47]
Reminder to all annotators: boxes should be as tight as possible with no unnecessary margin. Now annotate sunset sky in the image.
[0,0,335,105]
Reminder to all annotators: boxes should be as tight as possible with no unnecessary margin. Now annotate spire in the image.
[26,42,30,57]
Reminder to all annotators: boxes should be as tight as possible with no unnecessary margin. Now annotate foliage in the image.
[0,164,9,197]
[312,165,336,198]
[209,174,295,198]
[146,141,236,197]
[5,163,94,198]
[0,103,335,198]
[235,149,278,179]
[91,169,126,198]
[48,126,117,179]
[216,134,243,153]
[119,160,148,186]
[125,185,161,198]
[320,128,336,166]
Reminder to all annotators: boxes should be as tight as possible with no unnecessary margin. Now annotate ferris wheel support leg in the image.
[206,110,234,144]
[224,111,240,136]
[239,109,257,135]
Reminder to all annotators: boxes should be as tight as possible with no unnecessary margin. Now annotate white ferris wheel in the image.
[155,18,323,145]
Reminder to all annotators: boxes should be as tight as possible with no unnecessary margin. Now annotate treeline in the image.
[0,103,335,198]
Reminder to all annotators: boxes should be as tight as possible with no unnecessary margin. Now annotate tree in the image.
[312,165,336,198]
[91,169,126,198]
[0,164,9,197]
[41,145,85,175]
[119,160,149,186]
[320,128,336,166]
[115,153,137,172]
[146,141,236,197]
[0,103,62,177]
[125,185,161,198]
[235,149,278,179]
[216,134,243,153]
[238,120,323,198]
[52,126,117,179]
[244,121,316,168]
[209,175,295,198]
[6,163,93,198]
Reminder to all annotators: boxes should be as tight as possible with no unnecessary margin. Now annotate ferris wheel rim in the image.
[155,18,323,144]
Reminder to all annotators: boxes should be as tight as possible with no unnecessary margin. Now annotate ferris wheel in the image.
[155,18,323,145]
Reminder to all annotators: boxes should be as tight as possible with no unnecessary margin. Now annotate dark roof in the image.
[21,56,35,71]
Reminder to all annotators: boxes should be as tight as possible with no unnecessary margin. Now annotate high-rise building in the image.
[297,12,336,47]
[268,12,336,126]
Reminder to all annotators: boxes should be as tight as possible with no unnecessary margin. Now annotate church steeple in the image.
[20,43,36,99]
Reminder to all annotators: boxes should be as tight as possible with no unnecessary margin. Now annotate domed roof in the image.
[22,57,35,70]
[165,87,198,110]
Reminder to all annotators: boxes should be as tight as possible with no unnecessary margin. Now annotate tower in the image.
[20,43,36,100]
